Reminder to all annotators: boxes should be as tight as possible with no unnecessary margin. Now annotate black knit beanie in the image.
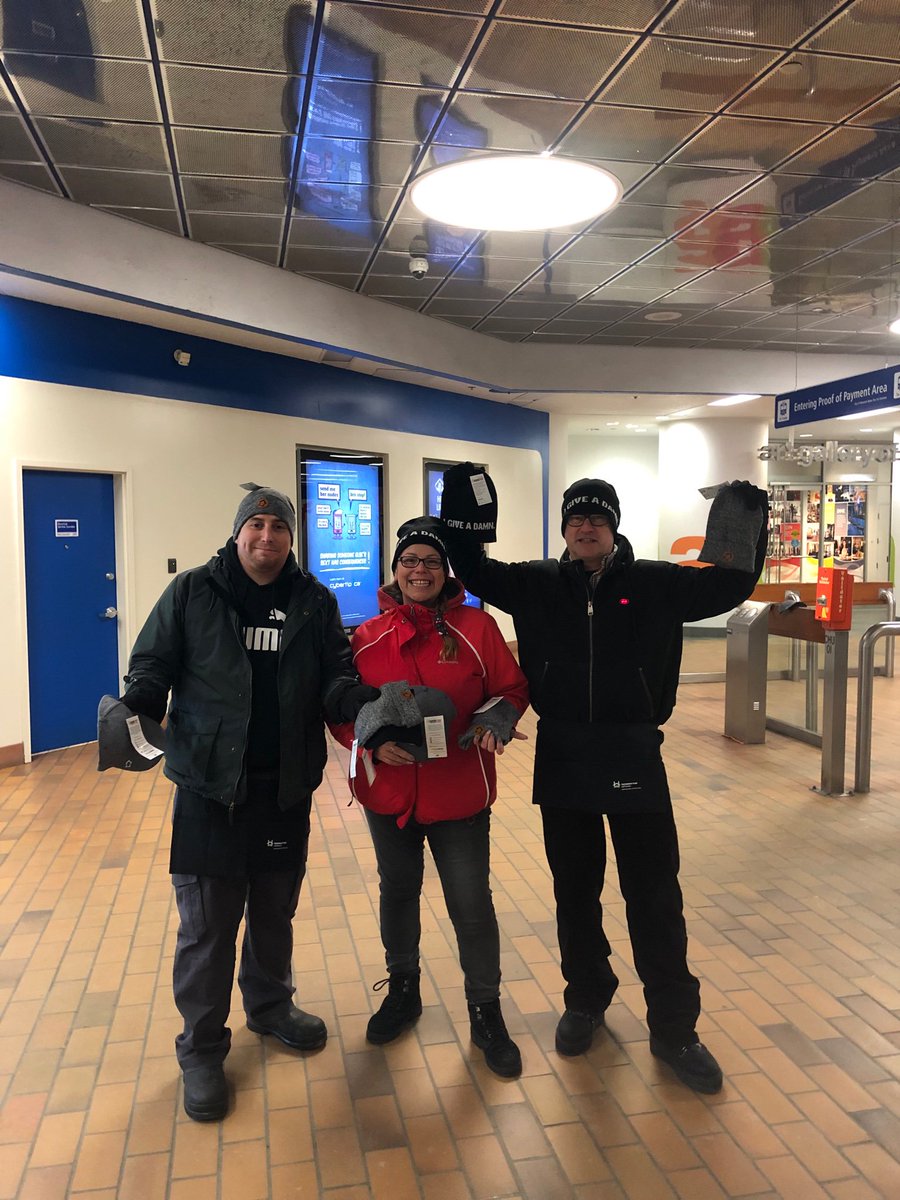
[391,516,450,572]
[560,479,620,535]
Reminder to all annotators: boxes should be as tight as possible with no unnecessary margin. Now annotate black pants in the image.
[540,803,700,1045]
[172,866,306,1070]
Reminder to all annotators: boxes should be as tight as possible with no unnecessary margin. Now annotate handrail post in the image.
[854,620,900,794]
[879,589,895,678]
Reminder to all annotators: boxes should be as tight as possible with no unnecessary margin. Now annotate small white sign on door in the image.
[55,519,79,538]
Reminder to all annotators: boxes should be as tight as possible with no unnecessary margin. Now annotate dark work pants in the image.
[172,866,306,1070]
[364,808,501,1004]
[540,803,701,1045]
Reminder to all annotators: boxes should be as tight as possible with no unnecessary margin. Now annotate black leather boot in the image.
[182,1064,228,1122]
[468,1000,522,1078]
[366,971,423,1044]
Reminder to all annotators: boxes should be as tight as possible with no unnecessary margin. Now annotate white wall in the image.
[565,433,660,559]
[1,375,543,756]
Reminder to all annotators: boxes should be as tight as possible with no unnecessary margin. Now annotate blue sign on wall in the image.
[775,364,900,428]
[299,453,383,628]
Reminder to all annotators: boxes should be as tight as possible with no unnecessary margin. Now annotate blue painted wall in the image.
[0,296,550,550]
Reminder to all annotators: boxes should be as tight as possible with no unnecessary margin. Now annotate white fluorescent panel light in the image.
[837,405,900,420]
[889,317,900,334]
[707,393,762,407]
[410,154,622,232]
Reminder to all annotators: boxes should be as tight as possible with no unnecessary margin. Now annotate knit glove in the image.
[354,681,422,747]
[458,698,520,750]
[698,480,767,573]
[330,683,381,724]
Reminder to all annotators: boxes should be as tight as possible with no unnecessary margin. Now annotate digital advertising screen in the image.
[424,460,483,610]
[298,448,384,629]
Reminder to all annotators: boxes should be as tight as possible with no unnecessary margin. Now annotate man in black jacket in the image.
[122,484,376,1121]
[439,469,767,1094]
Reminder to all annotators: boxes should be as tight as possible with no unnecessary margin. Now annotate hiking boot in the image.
[366,972,422,1045]
[247,1006,327,1050]
[650,1037,723,1094]
[183,1064,228,1122]
[555,1009,605,1056]
[469,1000,522,1078]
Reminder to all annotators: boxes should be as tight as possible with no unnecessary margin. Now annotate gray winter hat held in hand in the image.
[698,481,767,573]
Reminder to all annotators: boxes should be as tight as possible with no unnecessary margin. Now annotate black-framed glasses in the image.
[397,554,444,570]
[566,514,609,528]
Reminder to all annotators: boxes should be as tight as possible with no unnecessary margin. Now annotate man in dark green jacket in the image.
[439,468,767,1095]
[123,484,376,1121]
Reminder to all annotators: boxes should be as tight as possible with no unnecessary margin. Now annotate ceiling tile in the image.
[433,92,581,152]
[658,0,844,46]
[210,243,280,265]
[299,139,419,189]
[291,181,399,224]
[559,104,706,163]
[625,164,762,209]
[597,37,779,112]
[671,115,827,171]
[0,161,59,192]
[728,53,900,122]
[849,86,900,130]
[35,117,168,171]
[778,126,900,180]
[60,166,175,207]
[498,0,667,29]
[3,54,159,121]
[183,176,289,214]
[173,127,289,178]
[155,0,315,71]
[188,211,284,243]
[806,0,900,60]
[319,4,480,87]
[0,111,38,160]
[0,0,148,59]
[289,216,383,249]
[98,206,183,234]
[285,246,369,273]
[164,64,294,132]
[463,22,632,100]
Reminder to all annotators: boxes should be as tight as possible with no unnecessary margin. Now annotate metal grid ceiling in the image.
[3,0,900,351]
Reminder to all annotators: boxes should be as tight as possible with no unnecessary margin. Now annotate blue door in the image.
[23,470,119,753]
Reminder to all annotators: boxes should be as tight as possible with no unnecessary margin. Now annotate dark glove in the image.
[698,481,766,573]
[331,683,381,724]
[440,463,498,543]
[458,698,520,750]
[354,681,422,746]
[119,689,167,725]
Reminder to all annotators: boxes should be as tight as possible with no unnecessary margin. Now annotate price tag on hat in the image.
[423,716,448,759]
[469,473,492,507]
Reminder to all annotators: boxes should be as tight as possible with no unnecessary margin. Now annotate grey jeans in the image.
[172,866,306,1070]
[364,807,501,1004]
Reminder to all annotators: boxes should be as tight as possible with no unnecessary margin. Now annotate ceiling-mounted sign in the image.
[775,365,900,428]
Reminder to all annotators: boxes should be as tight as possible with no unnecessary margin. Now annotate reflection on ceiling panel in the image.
[1,0,900,350]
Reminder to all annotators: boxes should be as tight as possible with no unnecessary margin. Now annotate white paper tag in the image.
[423,716,448,759]
[126,715,164,760]
[698,482,727,499]
[469,473,492,506]
[350,738,359,779]
[363,753,376,784]
[473,696,503,714]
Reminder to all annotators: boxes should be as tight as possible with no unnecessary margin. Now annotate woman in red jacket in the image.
[332,517,529,1077]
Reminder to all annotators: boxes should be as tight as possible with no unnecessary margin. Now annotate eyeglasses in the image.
[397,554,444,570]
[566,514,610,528]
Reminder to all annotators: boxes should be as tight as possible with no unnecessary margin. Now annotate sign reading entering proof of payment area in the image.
[775,364,900,428]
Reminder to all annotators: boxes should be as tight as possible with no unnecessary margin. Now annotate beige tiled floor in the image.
[1,671,899,1199]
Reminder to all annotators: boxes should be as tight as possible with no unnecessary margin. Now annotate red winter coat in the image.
[330,583,529,826]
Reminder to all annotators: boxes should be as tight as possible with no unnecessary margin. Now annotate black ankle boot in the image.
[366,971,422,1044]
[468,1000,522,1078]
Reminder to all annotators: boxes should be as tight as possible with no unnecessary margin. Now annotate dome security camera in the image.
[409,255,429,280]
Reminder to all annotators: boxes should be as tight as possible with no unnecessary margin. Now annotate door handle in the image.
[100,607,118,620]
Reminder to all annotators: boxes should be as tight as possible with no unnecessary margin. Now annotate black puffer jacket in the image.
[447,532,764,813]
[124,548,357,809]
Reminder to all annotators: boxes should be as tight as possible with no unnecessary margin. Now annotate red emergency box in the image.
[815,567,853,630]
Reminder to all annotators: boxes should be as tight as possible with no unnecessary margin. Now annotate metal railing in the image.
[878,589,895,678]
[853,620,900,794]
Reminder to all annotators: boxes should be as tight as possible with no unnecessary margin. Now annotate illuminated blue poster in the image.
[300,454,383,628]
[425,463,482,610]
